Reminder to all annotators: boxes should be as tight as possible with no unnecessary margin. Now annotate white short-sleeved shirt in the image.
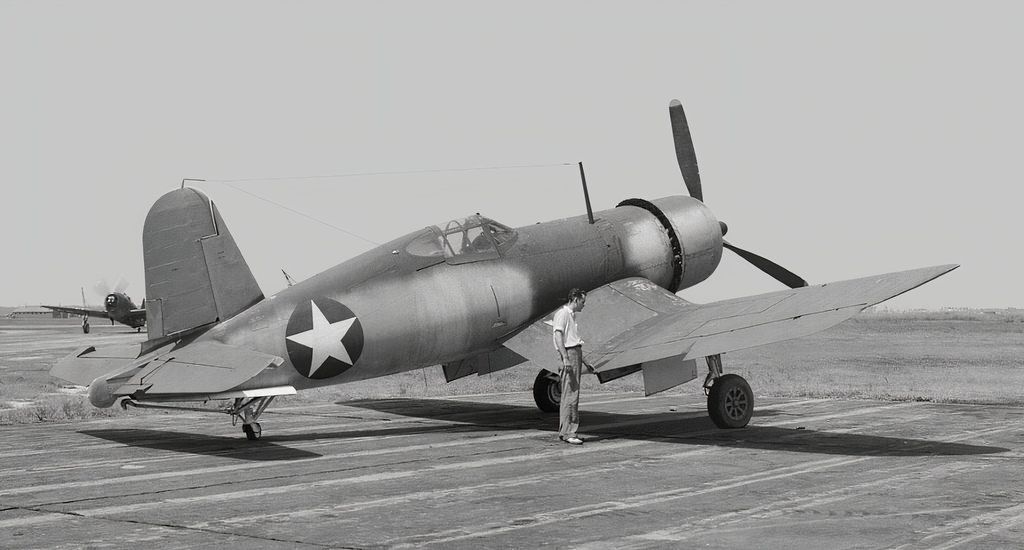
[552,304,583,349]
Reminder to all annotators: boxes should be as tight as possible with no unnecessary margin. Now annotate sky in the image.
[2,1,1020,310]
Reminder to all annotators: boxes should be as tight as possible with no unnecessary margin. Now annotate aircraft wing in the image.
[50,344,142,385]
[42,305,110,319]
[112,341,285,397]
[503,264,958,376]
[589,264,958,371]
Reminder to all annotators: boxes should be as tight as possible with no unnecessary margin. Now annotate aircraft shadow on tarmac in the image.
[79,429,324,461]
[78,422,498,461]
[77,397,1008,460]
[343,398,1009,458]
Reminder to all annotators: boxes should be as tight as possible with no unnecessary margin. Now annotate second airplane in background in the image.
[45,282,145,333]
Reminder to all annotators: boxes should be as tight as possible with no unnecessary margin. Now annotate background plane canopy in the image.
[406,215,516,264]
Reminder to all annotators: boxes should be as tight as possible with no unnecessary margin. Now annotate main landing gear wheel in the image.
[231,395,275,441]
[533,370,561,413]
[82,320,90,334]
[242,422,262,441]
[707,373,754,429]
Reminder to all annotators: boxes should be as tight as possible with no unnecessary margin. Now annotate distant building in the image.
[8,306,71,319]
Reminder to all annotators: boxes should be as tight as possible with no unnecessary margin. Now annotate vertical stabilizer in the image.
[143,188,264,340]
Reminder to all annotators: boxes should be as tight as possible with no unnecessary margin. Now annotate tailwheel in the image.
[532,370,561,413]
[707,373,754,429]
[242,422,262,441]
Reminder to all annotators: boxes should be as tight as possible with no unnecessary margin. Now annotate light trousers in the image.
[559,346,582,438]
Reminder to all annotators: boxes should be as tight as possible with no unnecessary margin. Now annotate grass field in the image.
[2,311,1022,424]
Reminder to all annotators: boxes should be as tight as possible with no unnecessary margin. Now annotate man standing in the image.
[553,288,587,445]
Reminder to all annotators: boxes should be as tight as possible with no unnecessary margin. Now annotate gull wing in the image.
[502,276,689,374]
[588,264,958,372]
[503,265,957,379]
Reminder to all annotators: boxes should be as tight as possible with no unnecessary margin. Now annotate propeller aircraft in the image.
[45,281,146,334]
[50,99,956,440]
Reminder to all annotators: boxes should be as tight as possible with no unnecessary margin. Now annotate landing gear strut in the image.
[230,396,276,441]
[121,396,279,440]
[703,354,753,429]
[532,370,561,413]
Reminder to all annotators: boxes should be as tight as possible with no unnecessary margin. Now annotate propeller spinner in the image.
[668,99,808,289]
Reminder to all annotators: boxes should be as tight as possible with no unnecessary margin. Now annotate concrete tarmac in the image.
[1,390,1023,549]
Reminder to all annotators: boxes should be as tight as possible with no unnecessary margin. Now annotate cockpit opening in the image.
[405,214,517,264]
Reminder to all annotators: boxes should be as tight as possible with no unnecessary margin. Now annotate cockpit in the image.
[405,215,517,264]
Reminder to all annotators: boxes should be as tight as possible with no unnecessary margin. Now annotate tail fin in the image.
[143,187,264,340]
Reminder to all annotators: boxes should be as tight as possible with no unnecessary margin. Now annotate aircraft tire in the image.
[707,374,753,429]
[82,322,90,334]
[243,422,262,441]
[532,370,561,413]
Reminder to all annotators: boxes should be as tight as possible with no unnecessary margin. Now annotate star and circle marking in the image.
[285,297,364,379]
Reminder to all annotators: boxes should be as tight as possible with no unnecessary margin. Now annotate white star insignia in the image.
[286,300,357,376]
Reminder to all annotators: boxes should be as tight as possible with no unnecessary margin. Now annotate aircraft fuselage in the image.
[104,293,145,329]
[201,196,722,391]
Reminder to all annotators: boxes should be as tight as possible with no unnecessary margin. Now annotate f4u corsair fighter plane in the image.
[51,100,956,440]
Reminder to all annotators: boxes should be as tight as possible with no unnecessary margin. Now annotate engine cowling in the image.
[617,195,723,292]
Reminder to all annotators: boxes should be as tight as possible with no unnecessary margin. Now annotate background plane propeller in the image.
[669,99,808,289]
[92,276,129,300]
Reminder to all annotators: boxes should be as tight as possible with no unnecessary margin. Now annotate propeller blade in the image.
[112,275,129,294]
[669,99,703,202]
[723,240,808,289]
[92,279,111,298]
